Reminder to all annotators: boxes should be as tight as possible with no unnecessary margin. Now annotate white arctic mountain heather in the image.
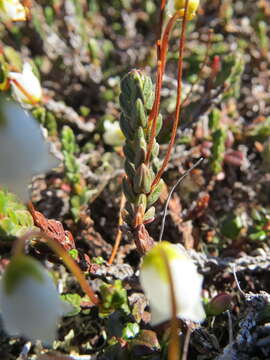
[140,241,205,325]
[9,63,42,104]
[0,255,66,344]
[0,0,27,22]
[103,120,125,147]
[0,98,59,202]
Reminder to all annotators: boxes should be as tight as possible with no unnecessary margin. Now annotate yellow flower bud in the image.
[0,0,27,22]
[167,0,200,20]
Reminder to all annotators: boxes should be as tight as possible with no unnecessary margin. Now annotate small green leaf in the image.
[249,231,267,242]
[122,323,140,340]
[221,214,242,239]
[61,293,82,316]
[99,280,130,318]
[69,249,79,260]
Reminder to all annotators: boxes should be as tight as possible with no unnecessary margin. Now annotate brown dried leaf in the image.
[129,329,160,356]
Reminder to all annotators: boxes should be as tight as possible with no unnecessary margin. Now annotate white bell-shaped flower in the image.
[9,63,42,104]
[167,0,200,20]
[0,0,27,22]
[140,241,205,326]
[0,255,65,345]
[0,97,60,202]
[103,120,125,147]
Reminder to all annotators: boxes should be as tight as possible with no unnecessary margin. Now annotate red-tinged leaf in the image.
[185,193,210,221]
[224,150,244,166]
[28,203,76,251]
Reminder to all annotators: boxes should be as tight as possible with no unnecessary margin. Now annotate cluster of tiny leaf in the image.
[61,126,89,221]
[119,70,164,238]
[215,53,245,100]
[32,107,58,137]
[209,53,245,174]
[99,279,130,318]
[0,189,35,240]
[209,108,226,174]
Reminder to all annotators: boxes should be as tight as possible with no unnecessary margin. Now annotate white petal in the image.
[166,0,175,17]
[21,63,42,101]
[140,266,171,325]
[0,0,26,21]
[171,259,205,323]
[103,120,125,146]
[60,300,75,316]
[103,120,114,131]
[140,242,206,325]
[0,99,60,202]
[0,176,31,203]
[150,305,171,326]
[0,271,62,345]
[9,63,42,103]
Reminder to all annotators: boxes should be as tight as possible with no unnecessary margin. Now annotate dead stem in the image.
[227,310,233,344]
[13,230,99,305]
[159,247,180,360]
[151,0,190,189]
[182,324,192,360]
[108,192,126,264]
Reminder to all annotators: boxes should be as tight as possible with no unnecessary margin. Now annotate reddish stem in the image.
[151,0,190,189]
[145,13,180,165]
[13,230,99,305]
[157,0,168,56]
[10,78,39,104]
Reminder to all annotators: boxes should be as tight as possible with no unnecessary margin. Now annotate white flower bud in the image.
[103,120,125,147]
[0,255,65,345]
[0,0,27,22]
[0,97,60,202]
[140,241,205,325]
[9,63,42,104]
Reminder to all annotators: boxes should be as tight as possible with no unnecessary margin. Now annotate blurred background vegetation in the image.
[0,0,270,358]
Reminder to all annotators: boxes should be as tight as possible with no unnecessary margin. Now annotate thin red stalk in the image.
[146,58,162,135]
[13,230,99,305]
[151,0,190,189]
[150,13,180,126]
[158,0,168,54]
[156,0,168,93]
[159,247,180,360]
[145,13,180,165]
[10,78,39,104]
